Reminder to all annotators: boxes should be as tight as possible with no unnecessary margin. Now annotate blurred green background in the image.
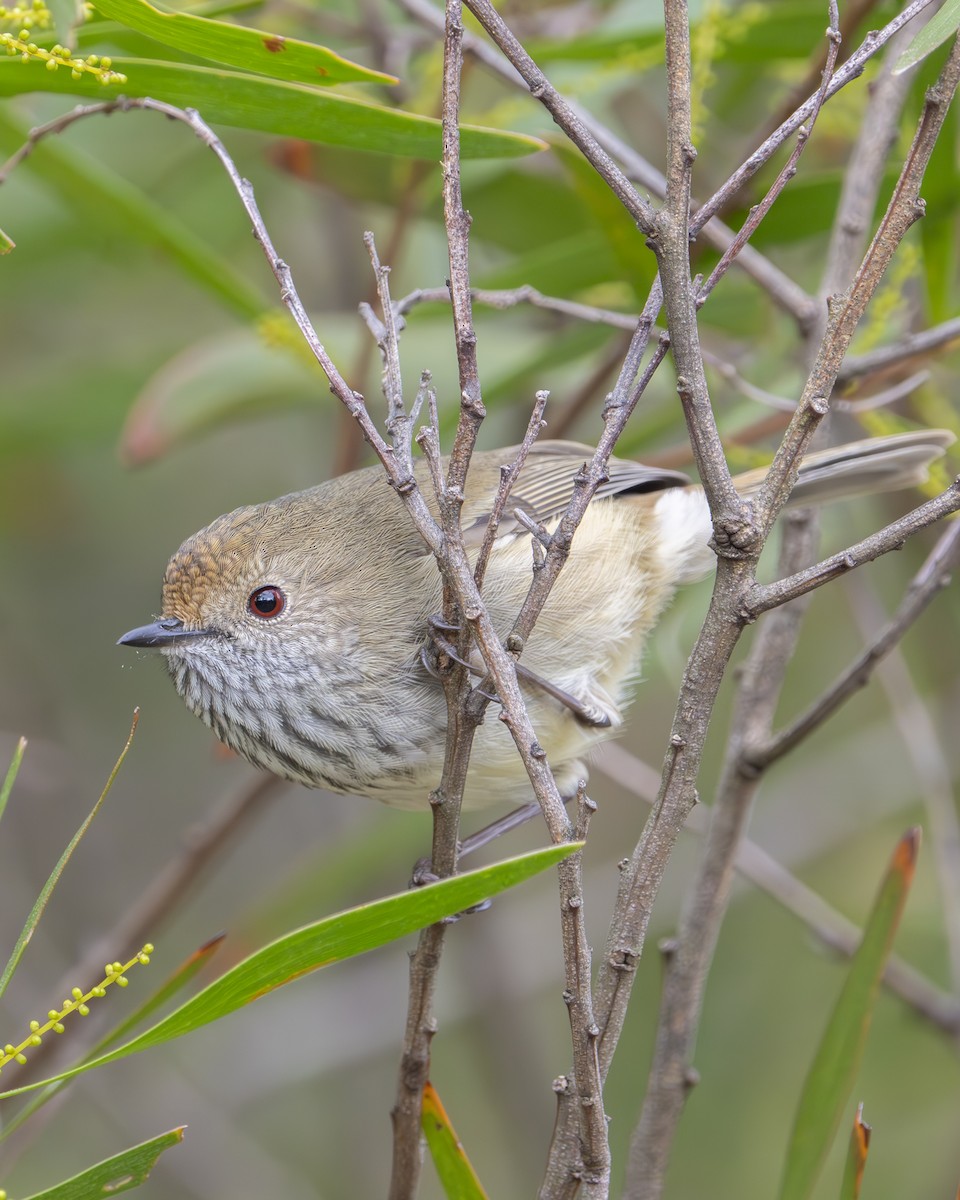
[1,0,960,1196]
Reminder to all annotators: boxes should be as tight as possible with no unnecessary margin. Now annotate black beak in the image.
[117,618,211,648]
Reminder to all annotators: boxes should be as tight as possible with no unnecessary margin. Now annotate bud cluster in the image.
[0,26,127,83]
[0,944,154,1074]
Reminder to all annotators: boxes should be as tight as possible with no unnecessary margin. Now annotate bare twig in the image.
[748,519,960,769]
[694,0,941,228]
[820,12,927,301]
[472,392,548,590]
[387,0,490,1180]
[625,510,822,1197]
[395,0,817,330]
[698,10,839,305]
[753,34,960,534]
[394,283,639,331]
[596,742,960,1035]
[750,481,960,615]
[837,316,960,384]
[457,0,657,240]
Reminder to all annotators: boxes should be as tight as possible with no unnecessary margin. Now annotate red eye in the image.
[248,586,286,619]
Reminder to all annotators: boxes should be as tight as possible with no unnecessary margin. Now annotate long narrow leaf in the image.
[91,0,395,86]
[0,713,139,1002]
[894,0,960,74]
[19,1126,184,1199]
[0,60,547,160]
[0,736,26,825]
[0,842,580,1098]
[422,1081,489,1200]
[839,1104,871,1200]
[778,829,920,1200]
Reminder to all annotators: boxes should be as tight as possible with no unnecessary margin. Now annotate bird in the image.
[118,429,953,810]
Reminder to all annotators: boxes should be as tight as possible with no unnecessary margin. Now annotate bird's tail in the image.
[732,429,955,506]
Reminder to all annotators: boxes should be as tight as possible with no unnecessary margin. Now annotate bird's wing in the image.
[459,440,690,546]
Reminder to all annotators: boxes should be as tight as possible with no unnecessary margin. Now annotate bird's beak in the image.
[117,618,211,648]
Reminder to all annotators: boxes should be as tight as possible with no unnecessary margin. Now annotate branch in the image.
[749,480,960,616]
[656,0,740,517]
[458,0,657,238]
[596,742,960,1035]
[747,519,960,769]
[752,32,960,534]
[837,315,960,383]
[396,0,817,330]
[698,6,840,306]
[394,283,639,331]
[694,0,941,228]
[625,510,822,1197]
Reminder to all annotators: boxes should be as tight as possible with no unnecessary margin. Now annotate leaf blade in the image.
[0,842,580,1098]
[91,0,396,86]
[894,0,960,74]
[0,736,26,825]
[778,829,920,1200]
[19,1127,184,1199]
[422,1081,489,1200]
[0,60,547,160]
[0,713,139,1002]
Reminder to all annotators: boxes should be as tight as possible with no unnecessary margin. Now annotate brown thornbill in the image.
[119,431,952,809]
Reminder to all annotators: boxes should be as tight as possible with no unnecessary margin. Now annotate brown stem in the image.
[625,512,821,1197]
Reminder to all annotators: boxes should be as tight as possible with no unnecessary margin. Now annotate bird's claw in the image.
[409,855,492,920]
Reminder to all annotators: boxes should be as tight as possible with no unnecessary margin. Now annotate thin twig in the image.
[472,392,548,591]
[693,0,941,230]
[837,316,960,383]
[363,233,408,454]
[698,8,840,305]
[625,510,822,1197]
[395,0,817,330]
[750,480,960,616]
[748,519,960,769]
[394,284,639,331]
[753,34,960,535]
[458,0,657,239]
[387,0,486,1180]
[596,743,960,1035]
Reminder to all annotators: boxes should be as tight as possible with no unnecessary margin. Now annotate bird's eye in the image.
[248,585,286,619]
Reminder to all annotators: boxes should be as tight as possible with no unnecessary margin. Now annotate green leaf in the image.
[91,0,395,86]
[477,230,622,295]
[118,329,325,464]
[894,0,960,74]
[838,1104,871,1200]
[0,713,139,1002]
[0,225,14,253]
[0,60,547,160]
[919,97,959,322]
[0,842,580,1099]
[18,1127,184,1199]
[778,829,920,1200]
[0,736,26,825]
[0,108,269,320]
[422,1082,489,1200]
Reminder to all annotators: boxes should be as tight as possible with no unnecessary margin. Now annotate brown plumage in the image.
[118,430,953,809]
